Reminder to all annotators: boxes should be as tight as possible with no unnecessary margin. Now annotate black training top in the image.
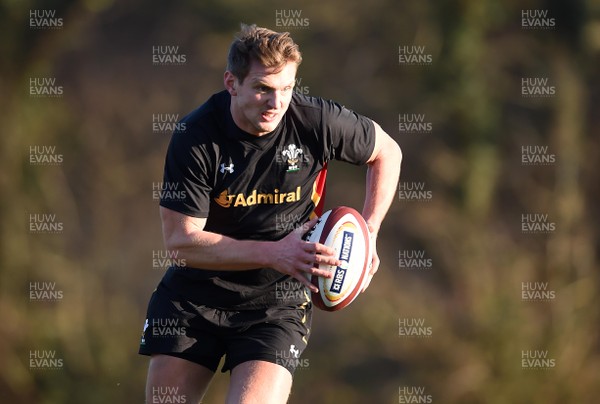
[159,90,375,310]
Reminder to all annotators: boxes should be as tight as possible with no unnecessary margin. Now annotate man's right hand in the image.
[266,217,339,293]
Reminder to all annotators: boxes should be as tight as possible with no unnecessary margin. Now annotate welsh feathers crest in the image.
[282,144,304,172]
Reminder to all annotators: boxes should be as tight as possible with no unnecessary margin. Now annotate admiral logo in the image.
[398,318,432,337]
[153,182,187,202]
[330,231,353,294]
[29,350,63,370]
[522,9,555,29]
[398,113,432,134]
[152,45,187,66]
[521,145,556,165]
[398,182,432,202]
[151,386,187,403]
[521,213,556,234]
[398,250,432,270]
[398,386,433,404]
[521,77,556,97]
[151,318,186,337]
[521,350,556,370]
[29,77,63,97]
[29,9,63,29]
[152,250,186,270]
[214,186,301,208]
[29,213,63,234]
[30,145,63,165]
[521,282,555,301]
[399,45,432,66]
[29,281,63,301]
[152,114,186,133]
[275,9,310,29]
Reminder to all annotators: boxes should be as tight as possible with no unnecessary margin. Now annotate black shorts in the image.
[138,283,312,375]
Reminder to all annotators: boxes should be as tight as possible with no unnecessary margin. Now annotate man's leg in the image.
[225,360,293,404]
[145,354,215,404]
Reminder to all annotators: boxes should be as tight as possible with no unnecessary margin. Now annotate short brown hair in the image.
[227,24,302,83]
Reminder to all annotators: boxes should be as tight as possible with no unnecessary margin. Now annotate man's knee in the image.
[146,354,214,404]
[226,360,293,404]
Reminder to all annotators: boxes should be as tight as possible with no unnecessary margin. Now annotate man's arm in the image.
[361,121,402,290]
[159,207,338,292]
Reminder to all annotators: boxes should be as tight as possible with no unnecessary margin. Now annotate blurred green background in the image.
[1,0,599,403]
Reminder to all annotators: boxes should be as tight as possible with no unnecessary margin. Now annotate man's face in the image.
[225,60,297,136]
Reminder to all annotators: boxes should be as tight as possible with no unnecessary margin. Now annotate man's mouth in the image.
[261,111,278,122]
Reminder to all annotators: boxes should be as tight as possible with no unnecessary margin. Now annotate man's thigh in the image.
[226,360,293,404]
[146,354,215,404]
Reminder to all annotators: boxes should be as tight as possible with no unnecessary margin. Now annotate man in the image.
[139,24,401,403]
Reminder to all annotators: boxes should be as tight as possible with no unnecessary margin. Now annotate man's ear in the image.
[224,71,238,96]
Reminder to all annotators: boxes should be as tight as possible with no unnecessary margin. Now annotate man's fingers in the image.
[295,273,319,293]
[308,265,332,279]
[314,254,339,268]
[296,217,319,238]
[300,243,339,269]
[313,242,336,257]
[293,265,332,293]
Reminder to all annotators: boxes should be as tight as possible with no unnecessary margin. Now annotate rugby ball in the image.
[303,206,372,311]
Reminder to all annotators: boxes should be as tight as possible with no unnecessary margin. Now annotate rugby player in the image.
[139,24,402,403]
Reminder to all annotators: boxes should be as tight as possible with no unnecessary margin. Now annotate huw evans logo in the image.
[152,250,186,270]
[29,77,63,97]
[294,77,310,95]
[29,213,63,234]
[275,345,309,370]
[152,182,187,202]
[276,281,308,302]
[152,113,186,133]
[521,350,556,370]
[275,10,309,29]
[521,145,556,165]
[398,250,432,270]
[275,213,304,232]
[399,318,432,337]
[521,10,555,29]
[399,386,433,404]
[398,182,432,202]
[521,77,555,97]
[30,145,63,165]
[521,213,556,234]
[398,113,432,134]
[398,45,432,65]
[151,386,187,403]
[29,10,63,29]
[150,318,186,337]
[152,45,187,65]
[29,282,63,301]
[521,282,555,301]
[29,350,63,370]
